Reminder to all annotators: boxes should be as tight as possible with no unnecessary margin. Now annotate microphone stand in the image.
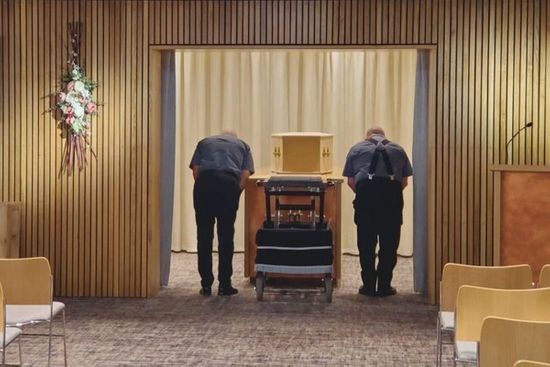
[505,122,533,164]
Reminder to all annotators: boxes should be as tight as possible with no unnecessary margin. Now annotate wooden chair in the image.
[0,282,22,365]
[437,263,533,366]
[539,265,550,288]
[454,286,550,366]
[479,317,550,367]
[0,257,67,366]
[514,361,550,367]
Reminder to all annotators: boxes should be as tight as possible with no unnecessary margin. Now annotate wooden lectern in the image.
[492,165,550,279]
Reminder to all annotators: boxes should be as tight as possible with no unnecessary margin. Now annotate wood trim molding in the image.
[490,165,550,173]
[493,171,502,266]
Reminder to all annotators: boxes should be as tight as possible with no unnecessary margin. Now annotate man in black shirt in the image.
[189,131,254,296]
[343,127,413,297]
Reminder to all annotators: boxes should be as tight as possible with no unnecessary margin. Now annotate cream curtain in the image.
[172,49,417,256]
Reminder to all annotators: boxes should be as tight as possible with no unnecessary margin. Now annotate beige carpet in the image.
[6,253,445,366]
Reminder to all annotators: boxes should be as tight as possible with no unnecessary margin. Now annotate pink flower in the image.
[86,102,97,114]
[66,115,75,126]
[57,92,67,102]
[65,106,73,115]
[67,81,75,91]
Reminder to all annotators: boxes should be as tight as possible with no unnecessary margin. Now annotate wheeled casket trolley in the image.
[254,176,334,302]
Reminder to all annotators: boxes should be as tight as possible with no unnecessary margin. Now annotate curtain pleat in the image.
[172,50,417,256]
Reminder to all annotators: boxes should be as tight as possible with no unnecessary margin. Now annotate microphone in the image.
[505,122,533,164]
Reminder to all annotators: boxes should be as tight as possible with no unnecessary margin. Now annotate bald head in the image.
[221,128,238,138]
[365,127,386,139]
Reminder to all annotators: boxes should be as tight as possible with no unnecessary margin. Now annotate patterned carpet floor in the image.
[6,253,447,366]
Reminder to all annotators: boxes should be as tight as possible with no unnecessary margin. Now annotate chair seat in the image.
[6,301,65,326]
[440,311,455,330]
[0,327,22,349]
[455,341,478,362]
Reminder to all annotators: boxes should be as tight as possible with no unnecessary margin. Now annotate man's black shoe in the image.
[377,287,397,297]
[199,287,212,296]
[218,285,238,296]
[358,286,376,297]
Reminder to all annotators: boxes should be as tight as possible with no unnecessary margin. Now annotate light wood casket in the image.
[271,132,333,174]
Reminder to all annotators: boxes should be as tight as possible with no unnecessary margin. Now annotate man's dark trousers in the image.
[354,178,403,292]
[193,170,241,288]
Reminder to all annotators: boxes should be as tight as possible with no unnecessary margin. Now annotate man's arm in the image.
[191,165,200,180]
[401,149,413,190]
[347,177,356,193]
[240,170,252,191]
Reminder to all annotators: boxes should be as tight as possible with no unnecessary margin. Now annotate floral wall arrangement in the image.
[53,22,98,176]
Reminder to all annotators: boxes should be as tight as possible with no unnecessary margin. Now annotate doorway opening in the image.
[149,47,436,300]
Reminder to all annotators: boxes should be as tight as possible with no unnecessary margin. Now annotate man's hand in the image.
[240,170,252,191]
[402,176,409,189]
[192,165,200,180]
[347,177,356,193]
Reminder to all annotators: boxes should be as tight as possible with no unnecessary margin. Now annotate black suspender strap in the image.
[367,138,395,181]
[381,150,395,177]
[368,150,381,177]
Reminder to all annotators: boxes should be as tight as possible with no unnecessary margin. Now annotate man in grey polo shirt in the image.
[343,127,413,297]
[190,130,255,296]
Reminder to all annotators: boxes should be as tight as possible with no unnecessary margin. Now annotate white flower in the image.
[74,81,85,93]
[65,93,76,104]
[60,72,92,132]
[73,104,85,118]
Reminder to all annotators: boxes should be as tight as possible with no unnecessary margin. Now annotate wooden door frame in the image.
[148,46,438,303]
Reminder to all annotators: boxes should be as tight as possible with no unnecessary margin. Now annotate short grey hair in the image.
[365,126,386,139]
[221,128,238,137]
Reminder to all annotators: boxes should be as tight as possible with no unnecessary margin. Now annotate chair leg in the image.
[436,316,442,366]
[18,334,23,367]
[62,309,67,367]
[48,318,53,367]
[453,332,458,367]
[2,328,6,366]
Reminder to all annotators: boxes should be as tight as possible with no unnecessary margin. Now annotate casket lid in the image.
[271,132,332,137]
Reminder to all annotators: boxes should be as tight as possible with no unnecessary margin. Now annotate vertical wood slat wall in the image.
[0,0,150,297]
[1,0,548,299]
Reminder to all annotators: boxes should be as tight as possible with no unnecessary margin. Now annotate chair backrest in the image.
[539,265,550,288]
[479,317,550,367]
[455,286,550,342]
[0,257,52,305]
[440,263,533,311]
[514,361,550,367]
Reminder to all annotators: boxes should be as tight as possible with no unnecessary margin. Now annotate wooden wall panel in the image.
[1,0,149,297]
[1,0,548,300]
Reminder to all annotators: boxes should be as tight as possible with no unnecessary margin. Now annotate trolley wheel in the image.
[255,272,265,301]
[324,274,333,303]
